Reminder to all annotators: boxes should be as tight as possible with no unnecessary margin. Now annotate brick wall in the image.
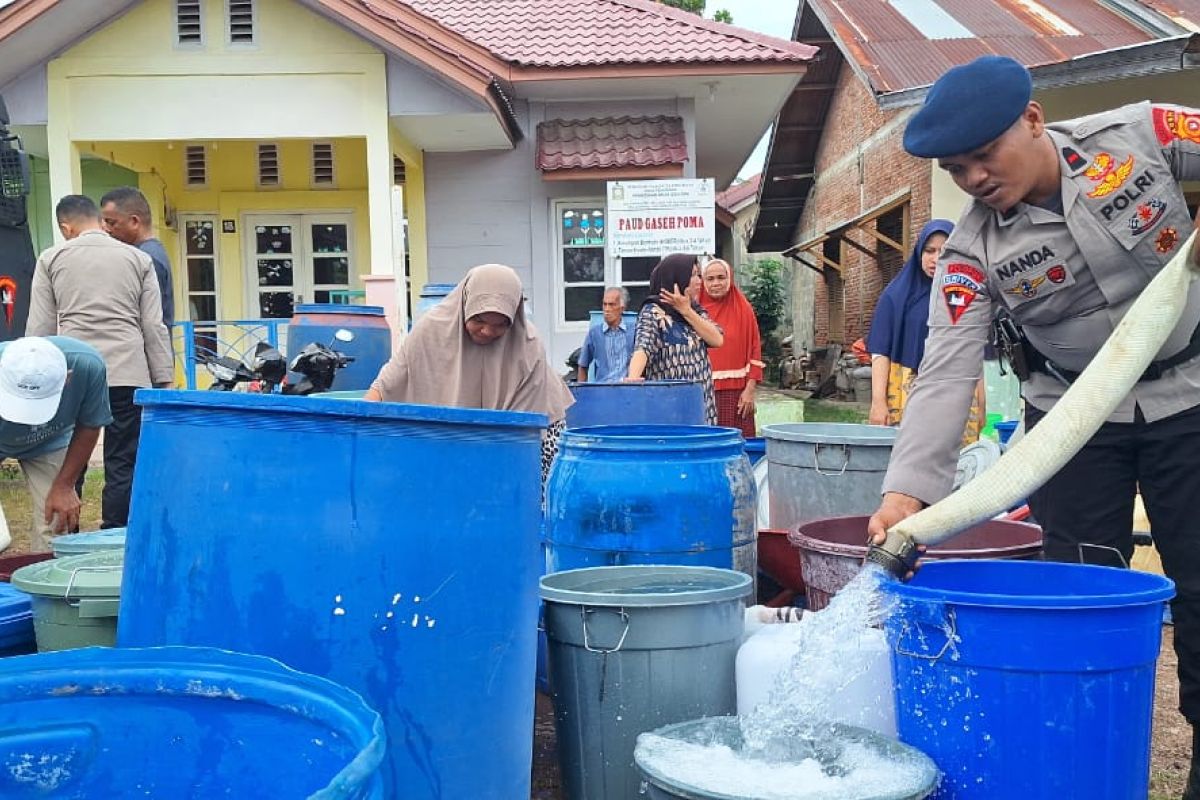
[792,63,933,348]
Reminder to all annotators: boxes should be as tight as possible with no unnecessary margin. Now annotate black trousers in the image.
[101,386,141,529]
[1026,402,1200,723]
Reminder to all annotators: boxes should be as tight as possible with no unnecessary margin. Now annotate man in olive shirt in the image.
[26,195,173,529]
[0,336,111,550]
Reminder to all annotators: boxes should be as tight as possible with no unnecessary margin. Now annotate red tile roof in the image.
[716,174,761,213]
[399,0,818,67]
[537,115,687,171]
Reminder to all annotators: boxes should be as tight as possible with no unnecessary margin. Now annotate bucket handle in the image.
[63,565,121,606]
[1077,543,1129,568]
[581,607,630,654]
[894,607,958,663]
[813,443,850,477]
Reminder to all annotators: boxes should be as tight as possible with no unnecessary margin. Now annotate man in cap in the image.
[0,336,112,550]
[866,55,1200,795]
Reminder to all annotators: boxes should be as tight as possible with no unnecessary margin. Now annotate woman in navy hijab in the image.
[866,219,984,440]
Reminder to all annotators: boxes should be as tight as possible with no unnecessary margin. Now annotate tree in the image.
[743,258,788,383]
[655,1,734,23]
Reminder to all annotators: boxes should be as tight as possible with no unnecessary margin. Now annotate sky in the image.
[715,0,801,181]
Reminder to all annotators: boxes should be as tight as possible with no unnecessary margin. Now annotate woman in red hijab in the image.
[699,258,763,437]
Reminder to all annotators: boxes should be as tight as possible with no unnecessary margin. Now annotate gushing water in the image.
[636,565,940,798]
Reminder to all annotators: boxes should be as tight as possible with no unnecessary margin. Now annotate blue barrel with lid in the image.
[286,304,392,391]
[565,381,705,428]
[0,584,34,657]
[545,425,757,578]
[415,283,457,323]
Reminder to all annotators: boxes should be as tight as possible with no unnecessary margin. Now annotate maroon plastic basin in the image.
[789,515,1043,611]
[758,529,806,607]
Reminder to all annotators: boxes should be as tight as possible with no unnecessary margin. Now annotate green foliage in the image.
[744,258,788,383]
[657,0,705,12]
[713,9,733,23]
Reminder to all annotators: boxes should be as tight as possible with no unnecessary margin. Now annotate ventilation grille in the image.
[228,0,255,44]
[393,155,406,184]
[176,0,203,44]
[312,142,335,186]
[184,145,207,187]
[257,143,279,186]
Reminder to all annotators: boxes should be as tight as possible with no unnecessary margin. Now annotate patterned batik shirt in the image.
[634,303,720,425]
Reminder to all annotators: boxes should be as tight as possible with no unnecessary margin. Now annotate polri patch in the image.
[1128,198,1167,236]
[1156,227,1179,254]
[1085,152,1135,199]
[1152,106,1200,146]
[942,262,985,324]
[1005,276,1046,299]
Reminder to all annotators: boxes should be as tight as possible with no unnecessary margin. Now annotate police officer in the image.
[866,55,1200,796]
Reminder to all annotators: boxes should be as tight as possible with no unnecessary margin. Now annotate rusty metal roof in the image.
[810,0,1183,95]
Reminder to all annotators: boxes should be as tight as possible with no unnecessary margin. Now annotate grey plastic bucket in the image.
[634,716,939,800]
[12,550,122,651]
[540,565,752,800]
[763,423,897,530]
[52,528,126,558]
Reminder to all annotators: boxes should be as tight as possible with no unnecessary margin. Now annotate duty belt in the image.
[1031,318,1200,385]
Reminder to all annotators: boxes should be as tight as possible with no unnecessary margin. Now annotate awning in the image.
[785,193,910,273]
[536,115,688,181]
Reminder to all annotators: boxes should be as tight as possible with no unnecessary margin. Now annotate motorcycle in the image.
[283,329,356,395]
[201,329,355,395]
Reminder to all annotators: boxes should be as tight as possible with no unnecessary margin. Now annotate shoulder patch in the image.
[1152,105,1200,146]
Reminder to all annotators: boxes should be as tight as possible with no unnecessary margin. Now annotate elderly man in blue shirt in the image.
[577,287,635,383]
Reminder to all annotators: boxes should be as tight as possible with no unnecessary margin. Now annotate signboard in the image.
[607,178,715,258]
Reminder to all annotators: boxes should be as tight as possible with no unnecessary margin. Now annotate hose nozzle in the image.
[865,529,920,579]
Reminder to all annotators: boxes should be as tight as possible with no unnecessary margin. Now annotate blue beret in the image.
[903,55,1032,159]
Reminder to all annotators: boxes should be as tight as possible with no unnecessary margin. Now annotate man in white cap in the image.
[0,336,111,550]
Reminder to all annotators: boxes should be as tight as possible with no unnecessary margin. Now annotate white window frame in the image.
[183,144,208,189]
[180,214,220,322]
[552,197,654,332]
[242,211,355,318]
[311,141,336,189]
[256,142,280,188]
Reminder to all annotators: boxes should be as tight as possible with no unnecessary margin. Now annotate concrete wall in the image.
[423,96,695,368]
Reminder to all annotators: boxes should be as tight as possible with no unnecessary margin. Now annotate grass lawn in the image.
[0,462,105,553]
[801,399,870,424]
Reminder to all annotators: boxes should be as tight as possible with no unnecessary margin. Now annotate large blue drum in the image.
[544,425,757,578]
[566,381,705,428]
[119,391,546,799]
[286,304,392,391]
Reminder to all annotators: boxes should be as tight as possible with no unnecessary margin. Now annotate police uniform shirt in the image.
[884,101,1200,504]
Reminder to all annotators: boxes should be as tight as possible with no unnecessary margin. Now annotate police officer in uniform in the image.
[866,55,1200,795]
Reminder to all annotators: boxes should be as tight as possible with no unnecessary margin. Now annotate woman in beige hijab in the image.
[366,264,574,480]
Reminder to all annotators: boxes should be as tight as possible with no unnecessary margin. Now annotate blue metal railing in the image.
[172,319,288,390]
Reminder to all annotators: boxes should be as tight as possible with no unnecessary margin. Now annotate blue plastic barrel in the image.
[415,283,457,323]
[545,425,757,577]
[286,304,393,391]
[743,436,766,464]
[119,391,547,799]
[0,584,33,657]
[51,528,126,558]
[565,381,706,428]
[0,645,384,798]
[885,560,1174,799]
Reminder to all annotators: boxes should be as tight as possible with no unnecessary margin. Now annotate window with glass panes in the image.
[558,203,607,323]
[181,216,219,356]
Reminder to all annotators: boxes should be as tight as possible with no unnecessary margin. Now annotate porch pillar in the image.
[365,100,407,339]
[45,76,81,243]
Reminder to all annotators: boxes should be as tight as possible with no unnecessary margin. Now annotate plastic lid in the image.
[292,303,385,316]
[12,549,123,599]
[762,423,898,446]
[52,528,127,558]
[952,438,1002,491]
[540,565,752,607]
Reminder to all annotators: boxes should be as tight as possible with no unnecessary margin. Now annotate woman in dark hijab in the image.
[626,253,724,424]
[866,220,984,441]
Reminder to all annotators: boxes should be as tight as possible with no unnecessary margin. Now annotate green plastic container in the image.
[12,550,122,651]
[52,528,126,558]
